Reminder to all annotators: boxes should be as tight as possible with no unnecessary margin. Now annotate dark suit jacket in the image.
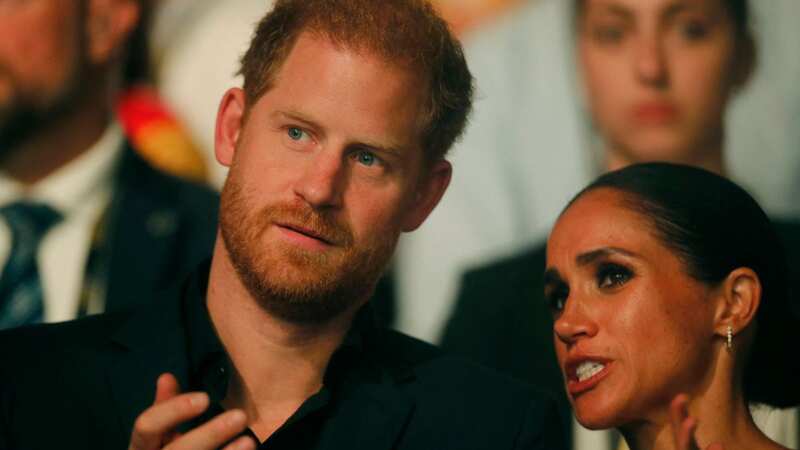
[441,220,800,448]
[101,143,219,311]
[439,244,571,446]
[0,275,567,450]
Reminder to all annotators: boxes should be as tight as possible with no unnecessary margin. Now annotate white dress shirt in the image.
[0,122,123,323]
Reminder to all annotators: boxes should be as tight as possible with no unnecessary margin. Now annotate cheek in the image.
[673,51,735,123]
[579,49,632,130]
[3,10,80,96]
[345,186,408,239]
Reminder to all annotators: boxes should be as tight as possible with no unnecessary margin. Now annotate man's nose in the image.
[292,149,346,209]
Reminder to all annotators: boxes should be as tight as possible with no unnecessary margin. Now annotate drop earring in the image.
[726,325,733,351]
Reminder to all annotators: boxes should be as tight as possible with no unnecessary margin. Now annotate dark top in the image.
[0,262,567,450]
[182,266,379,449]
[441,219,800,448]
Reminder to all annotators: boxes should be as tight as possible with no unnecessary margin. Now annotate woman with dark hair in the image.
[547,162,800,450]
[442,1,800,447]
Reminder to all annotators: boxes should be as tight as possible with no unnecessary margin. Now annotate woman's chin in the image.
[573,404,624,431]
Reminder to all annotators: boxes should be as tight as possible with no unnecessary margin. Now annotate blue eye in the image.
[287,127,305,141]
[355,151,377,167]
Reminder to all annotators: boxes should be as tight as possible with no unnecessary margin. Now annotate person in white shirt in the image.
[0,0,219,329]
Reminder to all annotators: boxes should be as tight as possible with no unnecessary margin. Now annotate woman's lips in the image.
[632,102,678,124]
[564,359,613,396]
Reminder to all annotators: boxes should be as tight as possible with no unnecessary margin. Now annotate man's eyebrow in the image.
[575,247,639,266]
[271,110,405,157]
[271,110,322,131]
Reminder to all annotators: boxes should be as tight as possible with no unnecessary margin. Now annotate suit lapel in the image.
[104,145,183,311]
[320,382,414,450]
[105,284,191,436]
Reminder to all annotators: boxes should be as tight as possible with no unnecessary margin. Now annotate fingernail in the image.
[235,437,256,450]
[189,393,209,408]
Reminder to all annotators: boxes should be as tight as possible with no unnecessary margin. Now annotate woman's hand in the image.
[669,394,724,450]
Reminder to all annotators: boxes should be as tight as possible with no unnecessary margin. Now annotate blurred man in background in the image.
[0,0,218,329]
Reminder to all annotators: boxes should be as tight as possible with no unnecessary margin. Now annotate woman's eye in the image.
[597,263,632,289]
[592,25,625,44]
[679,21,710,40]
[545,286,569,314]
[287,127,306,141]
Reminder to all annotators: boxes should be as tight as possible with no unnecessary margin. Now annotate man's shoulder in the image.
[0,311,131,362]
[367,329,566,449]
[112,143,219,219]
[374,328,552,400]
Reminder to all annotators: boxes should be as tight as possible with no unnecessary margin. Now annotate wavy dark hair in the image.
[569,162,800,407]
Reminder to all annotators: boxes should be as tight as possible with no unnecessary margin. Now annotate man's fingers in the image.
[154,373,181,404]
[222,435,258,450]
[166,409,250,450]
[128,392,210,450]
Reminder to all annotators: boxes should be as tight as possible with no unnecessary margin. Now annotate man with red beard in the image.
[0,1,565,449]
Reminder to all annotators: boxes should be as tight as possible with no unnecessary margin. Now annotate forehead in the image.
[581,0,723,16]
[547,189,660,263]
[256,31,424,140]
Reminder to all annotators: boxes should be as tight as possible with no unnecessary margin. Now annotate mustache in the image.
[263,202,354,247]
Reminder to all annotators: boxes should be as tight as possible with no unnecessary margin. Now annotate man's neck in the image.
[1,93,111,186]
[206,238,362,441]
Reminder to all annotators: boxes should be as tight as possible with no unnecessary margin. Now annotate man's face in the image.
[215,32,450,324]
[0,0,85,149]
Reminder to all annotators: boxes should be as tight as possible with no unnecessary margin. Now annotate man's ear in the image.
[401,159,452,232]
[214,88,247,168]
[713,267,761,343]
[86,0,139,65]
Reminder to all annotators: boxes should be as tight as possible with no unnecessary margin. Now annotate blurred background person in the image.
[548,163,800,450]
[0,0,218,330]
[440,0,800,448]
[393,0,800,344]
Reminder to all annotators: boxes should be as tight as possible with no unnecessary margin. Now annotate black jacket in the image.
[101,144,219,311]
[0,268,567,450]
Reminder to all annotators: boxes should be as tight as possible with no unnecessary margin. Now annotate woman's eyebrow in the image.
[575,247,639,267]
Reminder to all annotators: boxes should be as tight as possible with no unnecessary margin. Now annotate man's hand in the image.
[669,394,724,450]
[128,373,256,450]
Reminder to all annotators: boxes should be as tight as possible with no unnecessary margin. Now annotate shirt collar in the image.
[0,121,124,214]
[182,262,377,399]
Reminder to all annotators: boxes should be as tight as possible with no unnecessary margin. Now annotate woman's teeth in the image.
[576,361,606,382]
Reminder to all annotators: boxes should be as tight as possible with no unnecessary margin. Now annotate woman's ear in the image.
[731,33,756,91]
[713,267,761,344]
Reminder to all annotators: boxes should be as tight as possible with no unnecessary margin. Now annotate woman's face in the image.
[577,0,744,165]
[546,188,718,429]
